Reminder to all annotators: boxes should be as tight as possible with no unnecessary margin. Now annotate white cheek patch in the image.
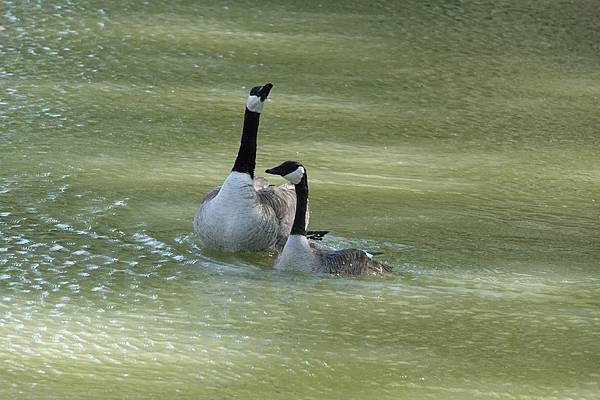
[283,166,305,185]
[246,95,265,113]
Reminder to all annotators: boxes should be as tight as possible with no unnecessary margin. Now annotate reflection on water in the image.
[1,0,599,398]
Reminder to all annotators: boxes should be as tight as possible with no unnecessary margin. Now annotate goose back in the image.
[194,173,305,252]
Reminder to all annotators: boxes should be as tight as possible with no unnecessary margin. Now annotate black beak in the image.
[265,167,279,175]
[258,83,273,101]
[250,83,273,101]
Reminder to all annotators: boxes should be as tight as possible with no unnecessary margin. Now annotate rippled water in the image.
[1,0,599,398]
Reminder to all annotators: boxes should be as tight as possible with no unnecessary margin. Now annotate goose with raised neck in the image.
[194,84,305,252]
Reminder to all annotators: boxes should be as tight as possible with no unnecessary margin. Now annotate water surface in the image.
[1,0,599,398]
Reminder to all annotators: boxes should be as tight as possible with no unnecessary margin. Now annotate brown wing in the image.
[317,249,392,275]
[257,183,308,250]
[253,176,270,191]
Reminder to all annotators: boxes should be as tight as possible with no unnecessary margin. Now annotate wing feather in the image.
[317,249,392,275]
[257,183,304,250]
[201,186,220,205]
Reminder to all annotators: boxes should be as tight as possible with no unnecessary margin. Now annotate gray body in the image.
[275,235,391,275]
[194,172,304,252]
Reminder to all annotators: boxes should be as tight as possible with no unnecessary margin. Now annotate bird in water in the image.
[194,83,305,252]
[265,160,392,275]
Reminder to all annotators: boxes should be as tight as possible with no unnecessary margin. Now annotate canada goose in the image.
[194,83,304,252]
[265,161,392,275]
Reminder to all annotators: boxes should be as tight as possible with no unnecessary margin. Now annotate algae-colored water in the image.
[1,1,599,398]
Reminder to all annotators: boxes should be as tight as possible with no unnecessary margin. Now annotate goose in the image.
[194,83,304,252]
[265,161,392,275]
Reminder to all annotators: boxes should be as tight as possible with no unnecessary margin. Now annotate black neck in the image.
[291,173,308,236]
[232,108,260,178]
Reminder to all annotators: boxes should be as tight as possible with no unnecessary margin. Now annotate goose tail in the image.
[365,251,393,274]
[368,258,393,274]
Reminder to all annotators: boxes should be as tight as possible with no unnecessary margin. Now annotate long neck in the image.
[290,173,308,236]
[232,108,260,178]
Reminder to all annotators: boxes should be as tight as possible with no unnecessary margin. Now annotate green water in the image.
[1,0,599,398]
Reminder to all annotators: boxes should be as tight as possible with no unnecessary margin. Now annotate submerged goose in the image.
[265,161,392,275]
[194,83,302,252]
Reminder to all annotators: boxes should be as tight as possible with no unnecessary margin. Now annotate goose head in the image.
[246,83,273,113]
[265,160,305,185]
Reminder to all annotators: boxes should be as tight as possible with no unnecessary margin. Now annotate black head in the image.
[265,160,302,176]
[250,83,273,101]
[265,160,306,185]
